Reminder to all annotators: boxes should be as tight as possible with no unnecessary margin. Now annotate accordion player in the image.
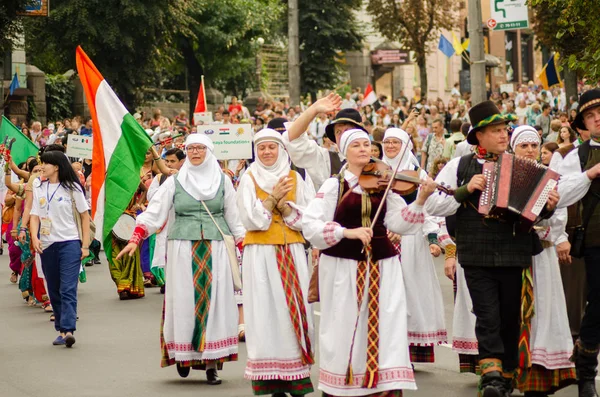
[478,152,560,223]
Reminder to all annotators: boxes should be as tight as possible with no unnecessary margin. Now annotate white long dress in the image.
[302,171,425,396]
[529,208,574,371]
[136,175,245,364]
[437,222,478,362]
[237,171,317,382]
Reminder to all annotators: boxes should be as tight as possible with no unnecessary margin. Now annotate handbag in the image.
[69,188,96,246]
[200,200,242,291]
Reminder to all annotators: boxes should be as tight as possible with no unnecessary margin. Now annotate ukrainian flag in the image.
[539,53,562,90]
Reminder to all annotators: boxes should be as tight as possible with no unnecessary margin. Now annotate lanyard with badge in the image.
[40,183,61,236]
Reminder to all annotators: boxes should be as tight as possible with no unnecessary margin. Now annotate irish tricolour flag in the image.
[76,46,153,263]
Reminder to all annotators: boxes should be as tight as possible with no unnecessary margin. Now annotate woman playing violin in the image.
[302,129,437,397]
[380,128,448,364]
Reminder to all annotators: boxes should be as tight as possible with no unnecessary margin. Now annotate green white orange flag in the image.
[75,46,152,264]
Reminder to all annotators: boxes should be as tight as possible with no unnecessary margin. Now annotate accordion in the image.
[478,153,559,223]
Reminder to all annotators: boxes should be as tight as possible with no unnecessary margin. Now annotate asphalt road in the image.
[0,253,582,397]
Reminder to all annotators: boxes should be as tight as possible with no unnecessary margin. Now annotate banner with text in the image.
[67,135,93,159]
[489,0,529,31]
[197,124,253,160]
[193,112,213,125]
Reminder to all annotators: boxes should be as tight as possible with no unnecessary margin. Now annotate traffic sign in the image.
[487,18,497,29]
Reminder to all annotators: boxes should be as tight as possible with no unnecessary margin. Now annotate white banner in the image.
[193,112,213,125]
[66,135,93,159]
[488,0,529,31]
[197,124,253,160]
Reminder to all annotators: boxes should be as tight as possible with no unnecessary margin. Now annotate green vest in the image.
[168,175,232,241]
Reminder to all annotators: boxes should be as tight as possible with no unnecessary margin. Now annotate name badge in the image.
[40,218,52,236]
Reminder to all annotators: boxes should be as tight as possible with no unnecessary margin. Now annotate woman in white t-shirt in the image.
[30,151,90,348]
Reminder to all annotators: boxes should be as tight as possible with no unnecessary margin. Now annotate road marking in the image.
[314,311,321,316]
[440,343,453,349]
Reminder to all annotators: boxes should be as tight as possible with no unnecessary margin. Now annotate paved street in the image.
[0,253,582,397]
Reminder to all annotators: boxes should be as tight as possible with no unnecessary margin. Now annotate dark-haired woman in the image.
[30,151,90,348]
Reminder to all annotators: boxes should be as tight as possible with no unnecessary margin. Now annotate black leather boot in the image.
[573,340,599,397]
[480,371,508,397]
[206,368,222,385]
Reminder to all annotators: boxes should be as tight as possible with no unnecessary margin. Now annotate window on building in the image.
[521,34,534,83]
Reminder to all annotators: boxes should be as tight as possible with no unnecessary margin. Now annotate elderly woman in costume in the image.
[117,134,245,385]
[237,128,316,396]
[302,129,438,397]
[381,128,447,363]
[509,126,576,397]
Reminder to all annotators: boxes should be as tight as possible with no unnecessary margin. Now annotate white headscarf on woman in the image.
[382,128,420,171]
[339,128,370,156]
[247,128,291,194]
[176,133,222,201]
[510,125,540,150]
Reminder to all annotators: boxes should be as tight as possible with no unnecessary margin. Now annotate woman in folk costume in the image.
[302,128,438,397]
[117,134,245,385]
[237,128,316,396]
[381,128,447,363]
[509,126,576,396]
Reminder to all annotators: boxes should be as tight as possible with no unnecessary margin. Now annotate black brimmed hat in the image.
[325,108,367,142]
[267,117,288,134]
[574,89,600,130]
[466,100,517,145]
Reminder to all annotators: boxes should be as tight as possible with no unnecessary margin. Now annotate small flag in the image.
[76,46,153,265]
[0,116,38,165]
[438,35,455,58]
[9,73,19,95]
[194,75,207,113]
[452,32,464,55]
[538,53,562,90]
[462,39,471,53]
[363,83,377,106]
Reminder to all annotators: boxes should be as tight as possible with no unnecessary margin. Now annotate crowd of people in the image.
[3,80,600,397]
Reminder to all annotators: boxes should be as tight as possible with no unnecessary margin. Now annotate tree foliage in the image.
[45,74,74,122]
[179,0,284,112]
[297,0,364,98]
[529,0,600,82]
[367,0,457,97]
[25,0,192,110]
[0,0,35,52]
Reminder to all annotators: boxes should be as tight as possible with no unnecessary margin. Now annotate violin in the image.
[359,160,454,196]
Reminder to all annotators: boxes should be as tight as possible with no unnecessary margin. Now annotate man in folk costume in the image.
[237,128,316,396]
[425,101,559,397]
[117,134,245,385]
[302,128,438,397]
[557,88,600,397]
[283,93,366,189]
[381,128,448,362]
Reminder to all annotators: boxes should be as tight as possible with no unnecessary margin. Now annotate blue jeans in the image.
[40,240,81,333]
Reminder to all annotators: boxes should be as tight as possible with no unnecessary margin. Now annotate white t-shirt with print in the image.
[30,181,89,249]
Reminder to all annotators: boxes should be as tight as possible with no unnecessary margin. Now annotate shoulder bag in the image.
[200,200,242,291]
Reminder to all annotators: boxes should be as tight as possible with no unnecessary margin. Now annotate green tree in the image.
[367,0,457,98]
[0,0,34,52]
[298,0,363,99]
[25,0,191,110]
[529,0,600,89]
[179,0,283,115]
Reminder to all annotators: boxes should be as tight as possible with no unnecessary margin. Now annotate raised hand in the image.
[312,92,342,114]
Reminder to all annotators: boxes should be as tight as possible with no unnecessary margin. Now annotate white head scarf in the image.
[339,128,370,156]
[176,134,222,200]
[247,128,291,194]
[382,128,420,171]
[510,125,540,150]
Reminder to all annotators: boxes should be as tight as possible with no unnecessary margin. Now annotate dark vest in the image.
[322,180,396,262]
[581,145,600,247]
[328,151,345,176]
[455,155,540,268]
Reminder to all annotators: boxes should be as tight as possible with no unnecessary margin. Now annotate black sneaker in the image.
[64,334,76,348]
